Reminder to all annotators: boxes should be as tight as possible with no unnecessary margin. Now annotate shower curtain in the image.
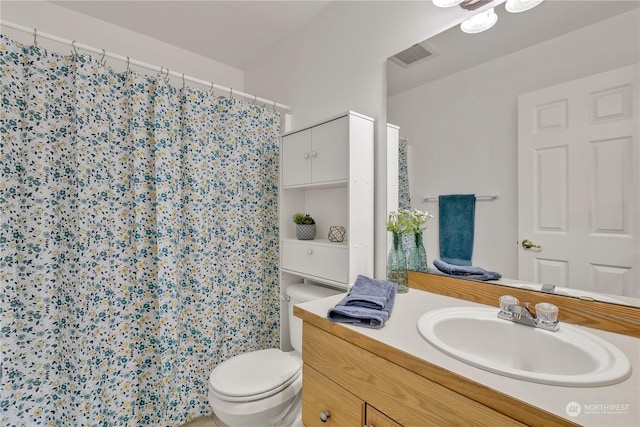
[0,35,280,426]
[398,137,411,210]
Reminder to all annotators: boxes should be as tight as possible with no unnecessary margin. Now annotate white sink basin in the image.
[417,307,632,387]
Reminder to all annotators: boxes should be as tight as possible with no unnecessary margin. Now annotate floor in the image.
[180,414,228,427]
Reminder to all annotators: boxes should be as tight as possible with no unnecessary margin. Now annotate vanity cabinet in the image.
[279,111,374,290]
[300,322,528,427]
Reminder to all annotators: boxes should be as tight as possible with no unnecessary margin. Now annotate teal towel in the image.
[439,194,475,266]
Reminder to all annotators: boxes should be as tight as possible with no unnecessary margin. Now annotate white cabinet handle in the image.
[320,411,330,422]
[311,151,317,157]
[304,152,310,159]
[307,249,313,255]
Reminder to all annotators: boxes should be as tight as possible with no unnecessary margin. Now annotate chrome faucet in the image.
[497,295,559,332]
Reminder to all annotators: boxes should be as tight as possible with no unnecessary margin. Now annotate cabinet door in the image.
[282,128,312,187]
[303,364,364,427]
[365,404,403,427]
[311,117,349,184]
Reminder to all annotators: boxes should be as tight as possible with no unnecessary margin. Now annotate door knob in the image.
[522,239,541,249]
[320,411,330,422]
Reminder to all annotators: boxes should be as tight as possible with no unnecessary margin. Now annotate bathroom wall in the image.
[0,0,244,91]
[387,10,639,278]
[244,1,472,277]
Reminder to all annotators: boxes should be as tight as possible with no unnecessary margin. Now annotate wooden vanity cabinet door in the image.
[365,404,403,427]
[302,364,364,427]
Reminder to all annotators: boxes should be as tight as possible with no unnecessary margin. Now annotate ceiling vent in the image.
[390,42,436,68]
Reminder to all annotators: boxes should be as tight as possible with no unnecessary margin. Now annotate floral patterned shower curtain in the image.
[398,137,411,210]
[0,35,280,426]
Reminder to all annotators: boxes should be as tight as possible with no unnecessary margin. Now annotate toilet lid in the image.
[209,349,302,400]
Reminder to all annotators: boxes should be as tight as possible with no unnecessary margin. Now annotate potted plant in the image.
[293,213,316,240]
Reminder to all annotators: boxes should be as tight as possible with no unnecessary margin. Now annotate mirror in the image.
[387,1,639,307]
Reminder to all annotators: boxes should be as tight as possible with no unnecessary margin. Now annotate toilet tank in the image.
[285,283,341,353]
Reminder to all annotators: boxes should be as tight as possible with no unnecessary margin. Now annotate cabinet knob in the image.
[364,425,374,427]
[304,152,310,159]
[306,249,313,255]
[320,411,331,422]
[311,151,317,157]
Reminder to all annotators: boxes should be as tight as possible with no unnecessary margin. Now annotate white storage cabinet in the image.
[279,111,374,291]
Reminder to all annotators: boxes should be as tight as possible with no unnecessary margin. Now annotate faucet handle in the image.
[499,295,519,313]
[535,302,559,324]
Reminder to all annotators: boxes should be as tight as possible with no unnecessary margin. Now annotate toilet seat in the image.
[209,349,302,402]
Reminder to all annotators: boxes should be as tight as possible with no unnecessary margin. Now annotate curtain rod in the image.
[0,20,291,112]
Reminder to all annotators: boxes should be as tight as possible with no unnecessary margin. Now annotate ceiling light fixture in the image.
[432,0,464,8]
[460,7,498,33]
[505,0,545,13]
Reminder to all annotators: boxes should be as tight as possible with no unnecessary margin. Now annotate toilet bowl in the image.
[208,282,340,427]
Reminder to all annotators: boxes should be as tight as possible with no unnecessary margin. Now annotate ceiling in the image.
[50,0,333,71]
[388,0,640,96]
[21,1,640,94]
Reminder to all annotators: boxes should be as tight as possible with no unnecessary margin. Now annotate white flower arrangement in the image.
[386,209,433,234]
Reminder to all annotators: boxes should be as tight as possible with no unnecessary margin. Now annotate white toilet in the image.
[208,282,340,427]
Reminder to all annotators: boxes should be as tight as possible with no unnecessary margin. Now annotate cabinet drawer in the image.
[302,364,363,427]
[281,240,348,283]
[365,404,402,427]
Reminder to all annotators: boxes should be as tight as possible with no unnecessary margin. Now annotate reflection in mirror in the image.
[387,1,639,307]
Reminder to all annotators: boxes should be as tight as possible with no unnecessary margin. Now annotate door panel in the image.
[282,129,311,187]
[518,65,639,298]
[311,116,349,183]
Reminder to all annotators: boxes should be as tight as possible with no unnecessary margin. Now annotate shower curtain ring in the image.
[209,82,215,96]
[71,41,78,56]
[230,88,234,99]
[252,95,257,105]
[126,57,131,73]
[33,29,38,47]
[100,49,106,66]
[182,73,186,89]
[272,100,276,111]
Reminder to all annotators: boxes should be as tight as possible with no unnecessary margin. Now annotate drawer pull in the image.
[304,152,310,159]
[311,151,317,157]
[320,411,331,422]
[307,249,313,255]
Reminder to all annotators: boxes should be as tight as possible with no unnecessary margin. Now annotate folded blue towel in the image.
[343,293,388,310]
[439,194,475,266]
[327,275,397,328]
[433,258,502,281]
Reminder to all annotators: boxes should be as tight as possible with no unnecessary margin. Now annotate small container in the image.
[535,302,559,324]
[499,295,519,313]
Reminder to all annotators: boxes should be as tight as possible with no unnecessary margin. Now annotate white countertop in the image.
[297,288,640,427]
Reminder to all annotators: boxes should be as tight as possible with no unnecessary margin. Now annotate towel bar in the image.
[422,194,499,203]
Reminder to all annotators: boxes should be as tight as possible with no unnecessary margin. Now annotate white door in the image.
[518,64,639,298]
